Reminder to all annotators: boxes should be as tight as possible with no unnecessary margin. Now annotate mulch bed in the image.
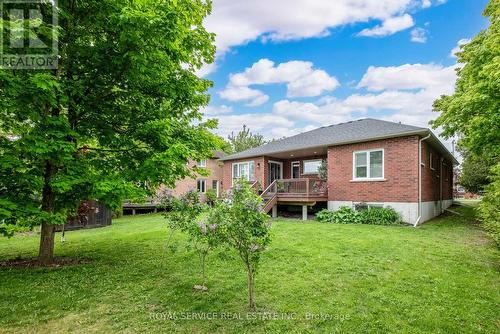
[0,257,92,268]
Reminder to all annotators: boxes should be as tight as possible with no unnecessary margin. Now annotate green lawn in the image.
[0,205,498,333]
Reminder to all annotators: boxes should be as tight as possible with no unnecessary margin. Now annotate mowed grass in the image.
[0,205,498,333]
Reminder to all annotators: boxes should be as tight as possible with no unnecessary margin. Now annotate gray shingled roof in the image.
[220,118,429,161]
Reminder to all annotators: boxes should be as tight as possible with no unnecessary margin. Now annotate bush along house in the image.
[219,119,456,225]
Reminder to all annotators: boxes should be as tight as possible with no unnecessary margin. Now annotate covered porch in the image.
[228,145,329,220]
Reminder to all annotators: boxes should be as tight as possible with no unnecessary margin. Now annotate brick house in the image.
[160,150,226,199]
[219,119,456,225]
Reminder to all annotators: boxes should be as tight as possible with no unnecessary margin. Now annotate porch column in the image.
[302,205,308,221]
[272,204,278,218]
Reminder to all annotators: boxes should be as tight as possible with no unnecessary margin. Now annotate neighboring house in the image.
[160,150,226,199]
[220,119,456,225]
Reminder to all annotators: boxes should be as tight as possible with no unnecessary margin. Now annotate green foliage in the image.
[458,150,496,194]
[207,179,271,309]
[318,159,328,180]
[358,207,403,225]
[478,163,500,246]
[226,125,267,154]
[432,1,500,159]
[162,190,222,287]
[205,188,218,207]
[316,207,362,224]
[316,206,403,225]
[0,0,221,260]
[432,1,499,244]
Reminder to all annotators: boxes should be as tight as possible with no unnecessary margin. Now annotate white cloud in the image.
[195,62,218,78]
[357,14,415,37]
[209,113,295,139]
[219,86,269,107]
[210,42,461,144]
[219,59,339,106]
[357,63,456,92]
[201,105,233,116]
[450,38,471,58]
[410,27,428,43]
[421,0,432,8]
[206,1,425,54]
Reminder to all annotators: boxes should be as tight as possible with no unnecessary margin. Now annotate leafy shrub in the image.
[358,207,403,225]
[478,163,500,246]
[315,209,336,223]
[316,207,362,224]
[316,206,403,225]
[205,188,218,207]
[317,160,328,180]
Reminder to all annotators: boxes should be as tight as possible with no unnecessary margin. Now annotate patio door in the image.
[268,161,282,185]
[291,161,300,179]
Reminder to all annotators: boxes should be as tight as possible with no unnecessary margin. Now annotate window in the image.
[232,161,255,183]
[429,153,439,171]
[303,159,322,174]
[212,180,219,197]
[353,149,384,180]
[197,179,206,193]
[355,203,384,211]
[197,159,207,168]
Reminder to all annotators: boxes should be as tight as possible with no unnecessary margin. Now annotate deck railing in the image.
[275,178,327,197]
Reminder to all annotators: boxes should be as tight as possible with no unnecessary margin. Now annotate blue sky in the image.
[200,0,490,146]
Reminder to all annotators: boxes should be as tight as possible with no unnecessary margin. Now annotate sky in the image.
[199,0,490,150]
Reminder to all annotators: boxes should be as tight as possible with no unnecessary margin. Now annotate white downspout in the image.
[414,133,431,227]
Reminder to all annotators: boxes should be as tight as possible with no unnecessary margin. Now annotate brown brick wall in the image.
[282,155,327,179]
[327,136,420,203]
[160,158,224,197]
[421,141,453,201]
[222,156,267,192]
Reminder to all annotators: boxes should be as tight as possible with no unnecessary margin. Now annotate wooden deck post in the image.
[272,204,278,218]
[132,208,136,216]
[302,205,308,221]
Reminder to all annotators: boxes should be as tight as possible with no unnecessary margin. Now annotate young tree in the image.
[207,180,271,309]
[162,191,220,290]
[227,125,267,153]
[0,0,221,264]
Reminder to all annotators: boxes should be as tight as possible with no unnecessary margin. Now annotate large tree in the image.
[0,0,221,264]
[226,125,267,154]
[457,149,495,194]
[432,0,499,159]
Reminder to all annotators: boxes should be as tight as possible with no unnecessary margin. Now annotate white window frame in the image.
[197,159,207,168]
[303,159,322,175]
[291,161,300,179]
[429,153,435,170]
[197,179,206,193]
[231,161,255,184]
[352,148,385,181]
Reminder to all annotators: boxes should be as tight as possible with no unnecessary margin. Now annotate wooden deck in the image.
[260,178,327,213]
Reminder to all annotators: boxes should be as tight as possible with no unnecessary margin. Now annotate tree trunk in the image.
[38,161,57,265]
[247,264,255,310]
[38,223,55,265]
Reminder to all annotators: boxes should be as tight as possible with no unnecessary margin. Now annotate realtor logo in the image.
[0,0,58,69]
